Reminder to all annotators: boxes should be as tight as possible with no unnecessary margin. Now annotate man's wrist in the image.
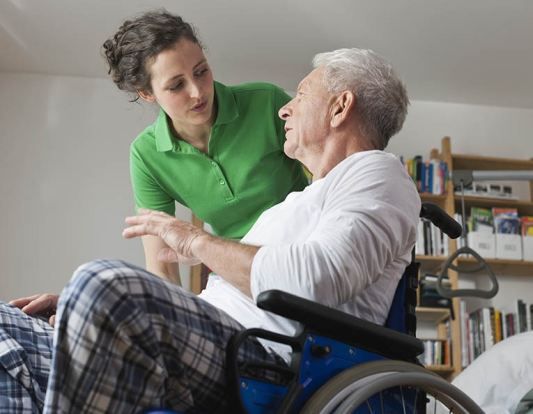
[191,231,215,260]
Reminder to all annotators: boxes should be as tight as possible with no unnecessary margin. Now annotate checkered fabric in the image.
[0,302,54,413]
[42,259,283,414]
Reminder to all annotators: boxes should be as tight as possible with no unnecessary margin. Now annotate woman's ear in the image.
[138,90,156,103]
[331,91,354,128]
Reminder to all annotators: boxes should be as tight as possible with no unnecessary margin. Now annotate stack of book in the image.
[419,273,452,309]
[416,219,451,257]
[400,156,448,195]
[455,207,533,261]
[418,338,451,367]
[459,299,533,368]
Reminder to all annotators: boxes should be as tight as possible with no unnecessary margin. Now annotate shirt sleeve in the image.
[250,155,419,309]
[130,143,175,215]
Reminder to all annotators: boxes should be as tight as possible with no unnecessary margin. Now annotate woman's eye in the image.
[195,68,208,77]
[170,83,184,91]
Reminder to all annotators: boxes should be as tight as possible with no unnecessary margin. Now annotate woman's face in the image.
[141,39,216,131]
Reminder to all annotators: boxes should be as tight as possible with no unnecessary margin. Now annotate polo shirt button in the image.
[219,179,225,185]
[211,161,216,166]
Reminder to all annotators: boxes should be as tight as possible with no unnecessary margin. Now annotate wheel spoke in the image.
[298,360,484,414]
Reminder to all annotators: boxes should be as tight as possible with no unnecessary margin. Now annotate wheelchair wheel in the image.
[299,360,484,414]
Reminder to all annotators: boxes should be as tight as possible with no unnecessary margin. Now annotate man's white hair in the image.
[313,48,409,150]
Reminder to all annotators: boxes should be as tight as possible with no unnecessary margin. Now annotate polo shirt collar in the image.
[154,81,239,153]
[213,81,239,125]
[154,109,174,152]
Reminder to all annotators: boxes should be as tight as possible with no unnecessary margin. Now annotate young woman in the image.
[103,10,309,283]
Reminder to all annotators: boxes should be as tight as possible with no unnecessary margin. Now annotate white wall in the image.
[0,72,191,301]
[1,72,532,309]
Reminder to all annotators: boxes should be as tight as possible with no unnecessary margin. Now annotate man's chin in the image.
[283,144,297,159]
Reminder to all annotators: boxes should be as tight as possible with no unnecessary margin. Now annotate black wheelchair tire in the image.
[298,360,484,414]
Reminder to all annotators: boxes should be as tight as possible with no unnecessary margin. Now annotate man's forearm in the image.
[193,234,260,298]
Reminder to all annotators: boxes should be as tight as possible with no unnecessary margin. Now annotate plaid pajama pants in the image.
[1,259,284,414]
[0,304,53,413]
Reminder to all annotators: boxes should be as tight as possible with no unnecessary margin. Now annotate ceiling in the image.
[1,0,532,109]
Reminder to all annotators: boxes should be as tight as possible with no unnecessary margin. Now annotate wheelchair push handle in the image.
[420,203,462,239]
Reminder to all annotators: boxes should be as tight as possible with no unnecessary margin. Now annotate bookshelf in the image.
[416,136,533,380]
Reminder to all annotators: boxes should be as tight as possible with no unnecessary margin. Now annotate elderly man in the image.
[37,48,419,413]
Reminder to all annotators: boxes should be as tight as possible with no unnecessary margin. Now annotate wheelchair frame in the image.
[146,203,484,414]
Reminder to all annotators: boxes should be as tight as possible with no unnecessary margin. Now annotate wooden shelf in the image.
[416,255,447,273]
[417,254,533,275]
[420,193,447,205]
[416,137,533,381]
[417,307,450,324]
[454,196,533,216]
[456,257,533,276]
[451,154,533,171]
[425,365,455,374]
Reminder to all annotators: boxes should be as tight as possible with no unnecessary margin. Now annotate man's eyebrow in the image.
[164,60,207,85]
[296,79,308,93]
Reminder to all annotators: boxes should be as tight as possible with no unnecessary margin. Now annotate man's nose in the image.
[278,101,292,120]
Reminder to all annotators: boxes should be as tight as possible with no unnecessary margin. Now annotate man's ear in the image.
[330,91,354,128]
[138,90,156,103]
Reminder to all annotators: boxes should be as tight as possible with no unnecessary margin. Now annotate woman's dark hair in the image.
[102,9,204,102]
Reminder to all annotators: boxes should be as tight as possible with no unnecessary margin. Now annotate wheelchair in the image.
[147,204,485,414]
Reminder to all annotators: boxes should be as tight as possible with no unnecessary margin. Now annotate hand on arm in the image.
[9,293,59,327]
[123,209,259,297]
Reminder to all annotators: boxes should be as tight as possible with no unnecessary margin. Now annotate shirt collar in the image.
[154,81,239,153]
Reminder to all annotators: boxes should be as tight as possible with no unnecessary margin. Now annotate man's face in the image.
[278,66,332,164]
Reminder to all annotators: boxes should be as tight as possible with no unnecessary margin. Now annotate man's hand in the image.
[9,294,59,327]
[123,209,205,265]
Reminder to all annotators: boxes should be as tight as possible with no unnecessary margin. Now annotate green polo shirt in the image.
[130,81,308,240]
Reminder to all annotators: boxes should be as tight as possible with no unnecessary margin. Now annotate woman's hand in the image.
[123,208,206,265]
[9,293,59,327]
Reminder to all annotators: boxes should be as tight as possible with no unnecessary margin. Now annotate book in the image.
[416,219,425,255]
[518,300,528,333]
[414,155,423,192]
[469,310,482,359]
[492,207,520,234]
[482,307,495,351]
[494,310,502,343]
[459,300,470,367]
[470,207,493,233]
[500,299,527,337]
[522,216,533,236]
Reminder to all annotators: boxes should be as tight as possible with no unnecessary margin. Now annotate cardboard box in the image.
[495,234,522,260]
[523,237,533,261]
[467,232,496,259]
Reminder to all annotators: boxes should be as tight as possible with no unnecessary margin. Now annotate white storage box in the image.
[495,234,522,260]
[467,232,496,259]
[523,236,533,261]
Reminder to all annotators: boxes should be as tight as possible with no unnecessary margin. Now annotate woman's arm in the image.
[142,235,182,285]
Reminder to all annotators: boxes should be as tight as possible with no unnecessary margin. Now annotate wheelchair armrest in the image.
[257,290,424,361]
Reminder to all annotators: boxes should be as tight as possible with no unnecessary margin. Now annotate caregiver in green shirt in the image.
[103,10,308,283]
